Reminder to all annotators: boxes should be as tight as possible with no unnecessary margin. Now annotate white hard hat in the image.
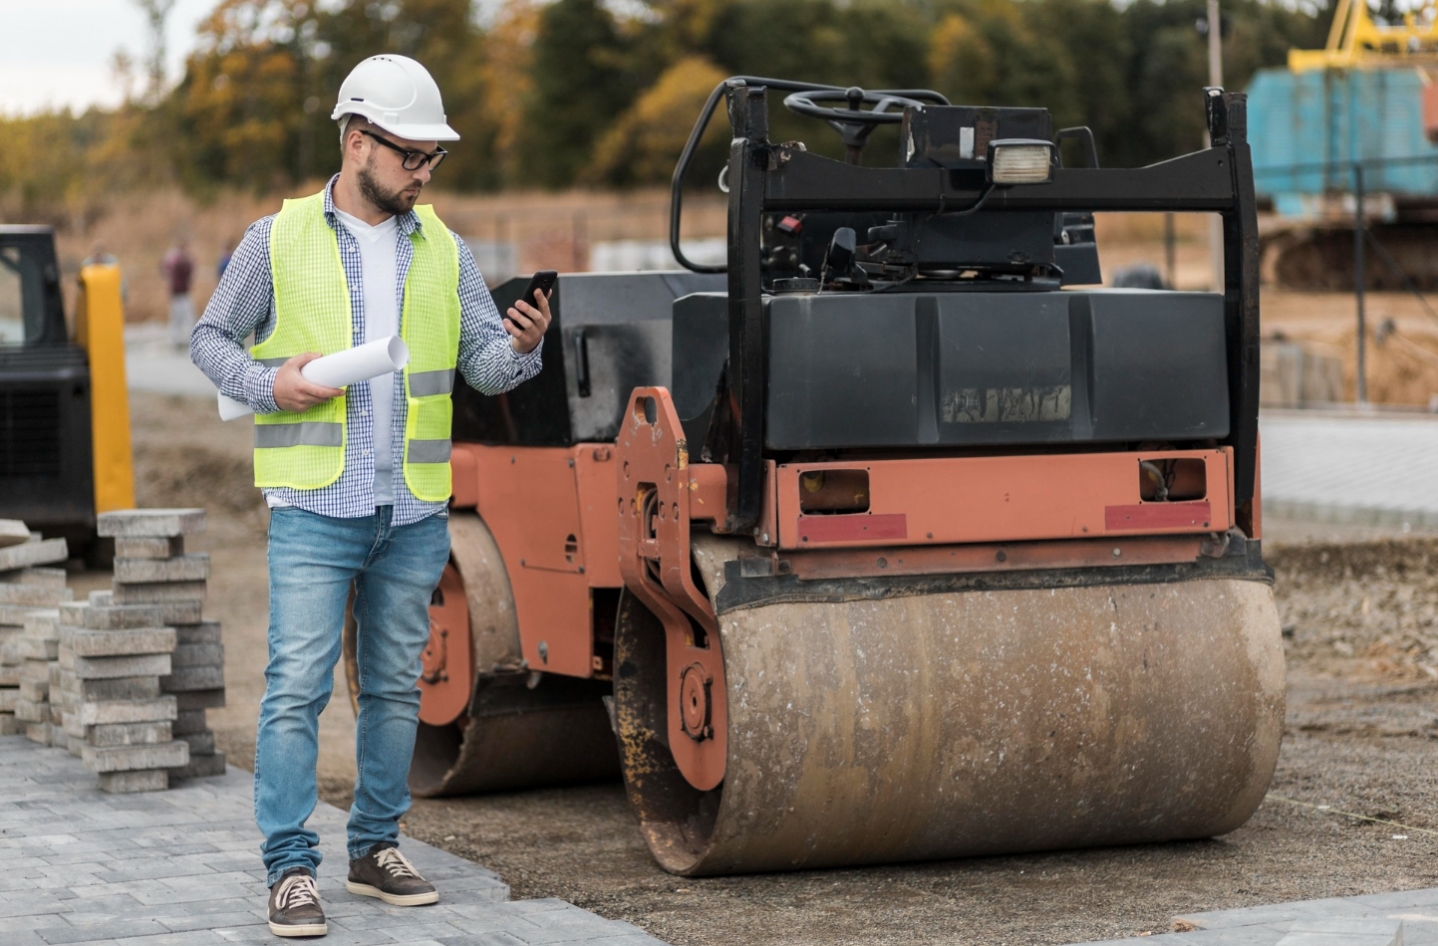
[332,54,460,142]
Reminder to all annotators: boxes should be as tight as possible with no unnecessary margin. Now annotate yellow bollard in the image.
[77,265,135,514]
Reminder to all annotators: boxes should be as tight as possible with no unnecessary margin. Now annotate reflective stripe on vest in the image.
[251,193,461,500]
[399,204,461,503]
[407,368,455,397]
[254,422,344,449]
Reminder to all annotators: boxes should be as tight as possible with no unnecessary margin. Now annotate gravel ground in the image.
[122,391,1438,946]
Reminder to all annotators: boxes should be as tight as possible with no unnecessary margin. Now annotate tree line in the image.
[0,0,1331,224]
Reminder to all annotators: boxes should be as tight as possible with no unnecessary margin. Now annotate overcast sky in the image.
[0,0,220,115]
[0,0,522,117]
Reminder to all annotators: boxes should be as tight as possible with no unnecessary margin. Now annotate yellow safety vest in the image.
[251,191,460,502]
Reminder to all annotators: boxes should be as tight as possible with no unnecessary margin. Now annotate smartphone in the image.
[519,270,557,308]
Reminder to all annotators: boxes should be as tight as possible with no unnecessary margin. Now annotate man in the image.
[162,237,195,348]
[191,54,551,938]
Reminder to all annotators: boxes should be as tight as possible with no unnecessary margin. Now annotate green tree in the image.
[518,0,640,187]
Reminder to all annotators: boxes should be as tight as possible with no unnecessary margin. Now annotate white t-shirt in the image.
[334,208,401,505]
[269,209,401,510]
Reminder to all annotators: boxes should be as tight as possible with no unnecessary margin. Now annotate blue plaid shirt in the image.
[190,176,542,526]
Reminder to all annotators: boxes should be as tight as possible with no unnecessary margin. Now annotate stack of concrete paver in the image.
[98,507,226,781]
[0,520,72,741]
[56,593,190,791]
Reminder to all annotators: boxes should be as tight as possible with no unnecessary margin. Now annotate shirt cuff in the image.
[248,365,281,414]
[511,336,543,379]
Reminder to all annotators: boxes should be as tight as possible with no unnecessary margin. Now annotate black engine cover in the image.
[762,290,1229,449]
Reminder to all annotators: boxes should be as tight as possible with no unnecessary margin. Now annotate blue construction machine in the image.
[1247,0,1438,289]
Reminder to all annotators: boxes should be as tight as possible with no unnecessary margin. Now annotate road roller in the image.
[344,78,1283,876]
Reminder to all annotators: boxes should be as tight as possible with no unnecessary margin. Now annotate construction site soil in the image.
[123,391,1438,946]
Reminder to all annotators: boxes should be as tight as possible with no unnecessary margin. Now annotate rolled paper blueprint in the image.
[217,336,410,421]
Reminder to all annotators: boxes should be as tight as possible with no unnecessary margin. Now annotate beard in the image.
[357,158,420,216]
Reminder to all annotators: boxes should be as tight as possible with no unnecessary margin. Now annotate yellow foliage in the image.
[587,56,728,186]
[481,0,541,184]
[928,14,996,106]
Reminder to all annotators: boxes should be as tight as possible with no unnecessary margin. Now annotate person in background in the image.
[162,238,196,349]
[217,239,234,279]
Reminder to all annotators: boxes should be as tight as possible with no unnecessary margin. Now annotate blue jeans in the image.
[256,505,450,886]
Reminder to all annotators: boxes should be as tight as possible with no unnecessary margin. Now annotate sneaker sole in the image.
[345,880,439,906]
[268,920,328,937]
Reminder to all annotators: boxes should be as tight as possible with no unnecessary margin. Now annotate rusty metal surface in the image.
[773,449,1235,550]
[410,688,619,796]
[343,511,619,797]
[618,533,1284,875]
[448,512,522,676]
[615,387,728,792]
[418,563,472,726]
[773,535,1210,581]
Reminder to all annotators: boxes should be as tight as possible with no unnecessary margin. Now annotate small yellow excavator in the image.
[0,225,133,555]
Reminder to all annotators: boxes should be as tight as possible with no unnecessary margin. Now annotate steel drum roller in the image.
[616,536,1284,875]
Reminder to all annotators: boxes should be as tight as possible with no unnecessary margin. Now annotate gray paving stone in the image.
[172,710,207,734]
[12,638,58,661]
[16,699,51,723]
[86,722,172,747]
[173,623,221,646]
[172,689,224,710]
[62,629,175,660]
[23,611,59,636]
[0,736,656,946]
[112,538,184,561]
[1276,916,1403,945]
[169,643,222,668]
[112,556,210,585]
[157,666,222,691]
[73,698,176,727]
[67,600,203,631]
[82,742,188,774]
[109,583,206,607]
[174,731,213,755]
[96,510,206,539]
[62,677,163,703]
[0,584,71,607]
[0,539,68,573]
[68,654,170,681]
[2,567,67,588]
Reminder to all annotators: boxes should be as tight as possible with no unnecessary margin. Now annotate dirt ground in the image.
[124,390,1438,946]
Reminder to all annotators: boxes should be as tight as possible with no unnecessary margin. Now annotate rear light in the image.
[987,139,1055,185]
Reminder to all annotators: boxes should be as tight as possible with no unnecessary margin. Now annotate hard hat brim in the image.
[368,119,462,142]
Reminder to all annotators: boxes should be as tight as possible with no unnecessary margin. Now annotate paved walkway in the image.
[0,736,665,946]
[1261,411,1438,528]
[125,325,216,398]
[1074,889,1438,944]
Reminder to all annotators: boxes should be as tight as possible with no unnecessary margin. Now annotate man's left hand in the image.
[506,288,552,354]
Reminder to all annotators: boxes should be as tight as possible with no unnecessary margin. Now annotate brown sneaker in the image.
[346,842,439,906]
[268,868,327,937]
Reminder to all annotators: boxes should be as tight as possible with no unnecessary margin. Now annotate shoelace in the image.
[374,847,420,880]
[276,874,320,910]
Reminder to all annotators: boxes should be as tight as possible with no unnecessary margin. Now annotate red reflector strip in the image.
[798,513,908,544]
[778,215,804,233]
[1104,501,1212,531]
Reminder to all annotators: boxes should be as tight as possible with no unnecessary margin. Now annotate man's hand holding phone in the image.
[507,270,555,354]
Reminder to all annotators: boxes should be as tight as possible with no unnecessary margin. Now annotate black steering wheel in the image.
[783,87,936,163]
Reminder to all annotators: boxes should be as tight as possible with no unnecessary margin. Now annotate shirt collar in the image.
[322,174,423,238]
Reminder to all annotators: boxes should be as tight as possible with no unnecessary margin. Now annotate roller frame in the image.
[615,389,728,791]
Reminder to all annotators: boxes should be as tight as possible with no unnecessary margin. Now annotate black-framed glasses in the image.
[361,130,447,171]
